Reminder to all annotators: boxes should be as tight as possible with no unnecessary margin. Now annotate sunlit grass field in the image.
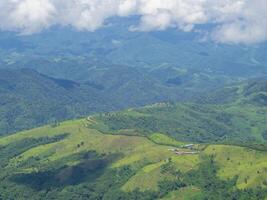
[1,117,266,197]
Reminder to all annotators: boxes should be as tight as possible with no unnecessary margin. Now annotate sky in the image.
[0,0,266,44]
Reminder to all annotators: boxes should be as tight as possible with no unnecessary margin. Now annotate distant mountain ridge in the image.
[0,68,110,135]
[0,68,216,135]
[90,78,267,146]
[197,78,267,106]
[1,68,266,137]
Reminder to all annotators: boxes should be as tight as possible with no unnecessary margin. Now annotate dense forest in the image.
[1,67,267,137]
[0,67,225,135]
[91,79,267,147]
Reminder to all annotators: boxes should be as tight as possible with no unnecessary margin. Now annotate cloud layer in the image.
[0,0,266,44]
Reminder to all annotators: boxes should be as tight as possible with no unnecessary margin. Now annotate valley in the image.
[0,11,267,200]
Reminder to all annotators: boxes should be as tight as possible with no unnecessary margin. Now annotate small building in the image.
[182,144,194,149]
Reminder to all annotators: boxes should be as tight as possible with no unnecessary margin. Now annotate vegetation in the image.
[0,118,266,199]
[1,25,267,137]
[148,133,186,147]
[1,20,267,199]
[91,101,267,146]
[0,67,227,136]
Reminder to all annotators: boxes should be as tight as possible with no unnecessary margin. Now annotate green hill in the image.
[0,67,227,136]
[1,76,267,199]
[0,117,266,199]
[197,78,267,106]
[0,68,114,135]
[86,78,267,148]
[91,101,267,147]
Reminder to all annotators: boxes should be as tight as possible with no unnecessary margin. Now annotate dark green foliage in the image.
[186,156,267,200]
[0,150,126,200]
[1,65,267,140]
[244,79,267,96]
[11,154,117,190]
[0,66,219,136]
[97,157,267,200]
[184,156,235,199]
[92,102,267,145]
[0,133,69,167]
[262,131,267,140]
[0,68,117,135]
[160,161,178,175]
[157,180,187,198]
[198,78,267,106]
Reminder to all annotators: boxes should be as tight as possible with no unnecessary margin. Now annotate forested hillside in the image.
[0,68,113,135]
[1,68,267,139]
[92,79,267,147]
[0,66,233,135]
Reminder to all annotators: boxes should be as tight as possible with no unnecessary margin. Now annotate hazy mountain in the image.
[0,67,227,135]
[0,4,267,200]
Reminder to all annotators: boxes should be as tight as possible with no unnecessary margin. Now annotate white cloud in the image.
[211,0,267,44]
[0,0,266,44]
[0,0,56,34]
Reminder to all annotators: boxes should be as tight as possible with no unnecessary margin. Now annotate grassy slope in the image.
[205,145,267,189]
[161,186,203,200]
[1,120,172,170]
[148,133,186,147]
[0,118,266,199]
